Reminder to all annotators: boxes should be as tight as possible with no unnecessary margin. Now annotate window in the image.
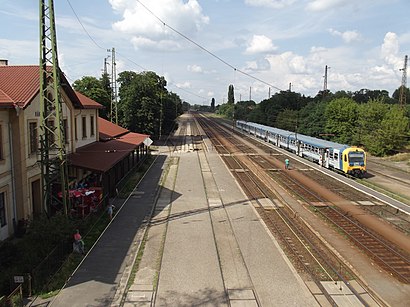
[0,192,6,227]
[90,115,95,137]
[0,124,3,160]
[82,116,87,139]
[29,122,38,154]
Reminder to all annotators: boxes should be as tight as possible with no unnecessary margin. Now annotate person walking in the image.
[107,204,115,220]
[285,158,290,170]
[73,229,85,254]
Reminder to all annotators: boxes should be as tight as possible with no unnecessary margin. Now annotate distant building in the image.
[0,63,150,240]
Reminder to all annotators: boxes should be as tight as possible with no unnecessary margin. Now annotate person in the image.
[107,204,115,220]
[285,158,290,170]
[73,229,85,254]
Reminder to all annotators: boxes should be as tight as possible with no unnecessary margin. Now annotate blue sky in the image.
[1,0,409,105]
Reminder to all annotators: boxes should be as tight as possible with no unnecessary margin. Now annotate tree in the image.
[234,100,256,121]
[324,98,359,144]
[117,71,181,139]
[298,101,327,137]
[355,99,388,147]
[392,85,410,106]
[72,76,111,119]
[275,109,299,131]
[227,84,235,105]
[211,98,215,112]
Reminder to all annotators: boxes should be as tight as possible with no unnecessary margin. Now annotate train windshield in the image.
[349,152,364,163]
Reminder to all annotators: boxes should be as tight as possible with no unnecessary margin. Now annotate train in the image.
[236,120,366,178]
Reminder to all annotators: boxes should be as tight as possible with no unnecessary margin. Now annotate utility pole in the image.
[249,86,252,101]
[323,65,330,98]
[39,0,70,215]
[399,55,408,108]
[108,48,118,124]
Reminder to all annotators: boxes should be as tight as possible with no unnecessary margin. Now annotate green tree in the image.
[275,109,299,131]
[324,98,359,144]
[358,100,409,155]
[392,85,410,106]
[298,101,327,137]
[355,99,388,147]
[234,100,256,121]
[72,76,111,119]
[117,71,181,139]
[227,84,235,105]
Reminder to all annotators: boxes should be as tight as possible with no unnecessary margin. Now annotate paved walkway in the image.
[49,155,167,307]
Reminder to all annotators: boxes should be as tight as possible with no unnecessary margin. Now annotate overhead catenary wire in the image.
[66,0,209,103]
[135,0,283,92]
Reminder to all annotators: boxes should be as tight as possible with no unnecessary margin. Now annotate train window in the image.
[344,155,347,162]
[334,153,338,160]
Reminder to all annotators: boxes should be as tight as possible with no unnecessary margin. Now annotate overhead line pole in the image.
[399,55,408,108]
[108,47,118,124]
[39,0,70,216]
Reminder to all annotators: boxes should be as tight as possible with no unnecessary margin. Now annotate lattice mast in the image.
[399,55,408,107]
[108,48,118,124]
[323,65,329,98]
[39,0,70,215]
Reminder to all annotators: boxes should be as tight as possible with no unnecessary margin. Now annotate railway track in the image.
[196,115,383,306]
[270,169,410,284]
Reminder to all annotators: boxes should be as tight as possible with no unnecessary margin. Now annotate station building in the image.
[0,61,150,240]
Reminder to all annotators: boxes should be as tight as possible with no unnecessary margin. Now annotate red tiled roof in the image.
[0,88,13,107]
[98,117,129,140]
[0,65,102,110]
[75,91,103,109]
[0,65,40,107]
[68,132,148,172]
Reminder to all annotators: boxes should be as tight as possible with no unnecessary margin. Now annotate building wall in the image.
[72,109,99,150]
[0,109,14,240]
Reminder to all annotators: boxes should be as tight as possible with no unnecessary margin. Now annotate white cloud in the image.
[176,81,191,88]
[244,0,296,9]
[381,32,402,69]
[306,0,347,12]
[245,35,278,54]
[187,64,203,73]
[110,0,209,50]
[0,39,37,62]
[328,28,362,43]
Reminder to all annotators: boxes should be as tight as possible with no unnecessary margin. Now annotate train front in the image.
[343,147,366,178]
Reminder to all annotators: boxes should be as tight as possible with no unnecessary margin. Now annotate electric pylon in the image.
[323,65,330,98]
[39,0,70,216]
[108,48,118,124]
[399,55,408,108]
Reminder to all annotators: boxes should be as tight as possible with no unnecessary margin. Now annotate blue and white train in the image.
[236,120,366,178]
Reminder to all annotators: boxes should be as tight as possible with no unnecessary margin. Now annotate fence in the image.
[0,285,23,307]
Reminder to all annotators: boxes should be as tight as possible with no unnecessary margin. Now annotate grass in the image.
[126,230,149,291]
[386,152,410,164]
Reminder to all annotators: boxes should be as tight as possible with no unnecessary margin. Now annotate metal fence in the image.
[0,285,23,307]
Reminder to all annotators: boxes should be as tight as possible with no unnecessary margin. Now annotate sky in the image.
[0,0,409,105]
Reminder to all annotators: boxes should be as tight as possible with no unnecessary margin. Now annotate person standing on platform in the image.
[285,158,290,170]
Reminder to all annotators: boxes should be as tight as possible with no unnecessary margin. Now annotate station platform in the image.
[48,116,319,307]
